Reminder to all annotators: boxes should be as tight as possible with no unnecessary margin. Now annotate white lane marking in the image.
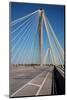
[11,70,47,97]
[10,82,28,97]
[36,72,49,96]
[28,82,40,87]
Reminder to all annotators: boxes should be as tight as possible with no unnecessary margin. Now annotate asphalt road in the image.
[10,66,54,97]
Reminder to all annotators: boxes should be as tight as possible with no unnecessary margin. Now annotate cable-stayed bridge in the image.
[10,9,65,97]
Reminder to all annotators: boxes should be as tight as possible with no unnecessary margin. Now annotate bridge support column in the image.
[38,9,44,66]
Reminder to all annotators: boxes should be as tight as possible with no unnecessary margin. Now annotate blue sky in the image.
[10,2,65,64]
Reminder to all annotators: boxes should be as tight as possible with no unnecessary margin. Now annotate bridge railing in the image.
[52,66,65,95]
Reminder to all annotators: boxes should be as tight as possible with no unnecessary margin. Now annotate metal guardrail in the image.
[52,66,65,95]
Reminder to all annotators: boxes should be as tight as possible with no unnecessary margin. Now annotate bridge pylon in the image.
[38,9,44,66]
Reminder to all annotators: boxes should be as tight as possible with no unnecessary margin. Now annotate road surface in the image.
[10,65,54,97]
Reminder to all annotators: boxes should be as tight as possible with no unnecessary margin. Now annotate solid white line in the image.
[29,70,46,83]
[10,70,46,97]
[28,82,40,87]
[10,81,28,97]
[36,72,49,96]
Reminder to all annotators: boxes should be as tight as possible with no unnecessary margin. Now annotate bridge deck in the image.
[10,65,53,97]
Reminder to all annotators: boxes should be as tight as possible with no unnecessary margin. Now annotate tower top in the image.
[39,8,44,13]
[40,8,43,10]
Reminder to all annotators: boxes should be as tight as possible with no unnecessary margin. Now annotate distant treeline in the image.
[12,64,64,67]
[12,64,40,67]
[12,64,54,67]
